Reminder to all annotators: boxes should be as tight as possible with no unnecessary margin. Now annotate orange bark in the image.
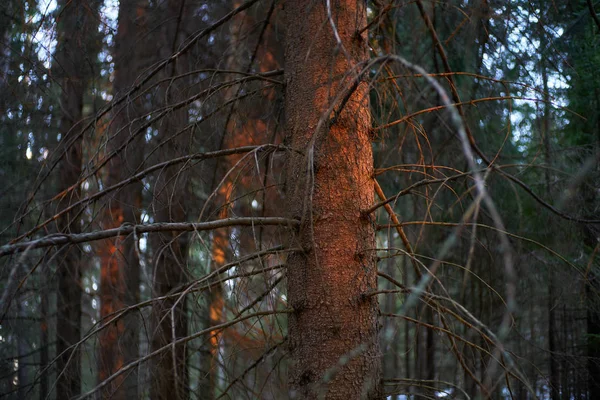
[284,1,381,398]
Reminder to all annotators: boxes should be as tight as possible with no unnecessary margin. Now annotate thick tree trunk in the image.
[97,1,146,398]
[284,1,381,398]
[54,1,100,397]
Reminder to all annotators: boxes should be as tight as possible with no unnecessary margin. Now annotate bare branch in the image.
[1,217,299,257]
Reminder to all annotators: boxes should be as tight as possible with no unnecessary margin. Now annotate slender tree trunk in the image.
[53,1,100,397]
[97,1,146,398]
[539,42,560,400]
[530,308,538,397]
[425,308,435,383]
[549,279,560,400]
[561,306,570,400]
[284,1,381,398]
[414,307,424,397]
[0,1,13,113]
[588,277,600,399]
[39,260,49,400]
[16,298,27,400]
[404,261,411,391]
[585,85,600,400]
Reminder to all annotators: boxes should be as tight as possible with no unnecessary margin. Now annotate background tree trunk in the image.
[284,1,381,398]
[53,1,101,397]
[97,0,146,398]
[150,2,192,398]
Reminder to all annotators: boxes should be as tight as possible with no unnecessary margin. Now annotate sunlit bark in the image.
[284,1,381,398]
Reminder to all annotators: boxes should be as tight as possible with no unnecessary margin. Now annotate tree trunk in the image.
[284,1,381,398]
[200,3,284,395]
[97,1,146,398]
[539,39,560,400]
[0,1,14,113]
[585,75,600,400]
[16,298,28,400]
[588,275,600,399]
[39,260,49,400]
[549,278,560,400]
[54,1,100,397]
[150,2,191,398]
[199,3,246,394]
[149,115,190,399]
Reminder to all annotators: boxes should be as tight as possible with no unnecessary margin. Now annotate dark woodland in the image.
[0,0,599,399]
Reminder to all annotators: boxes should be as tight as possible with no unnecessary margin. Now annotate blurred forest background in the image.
[0,0,599,399]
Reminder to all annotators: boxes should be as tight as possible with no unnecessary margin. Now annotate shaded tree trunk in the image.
[539,39,560,400]
[0,1,14,111]
[39,260,49,400]
[200,3,284,396]
[150,1,192,398]
[284,1,381,398]
[585,83,600,400]
[199,3,247,394]
[97,1,146,398]
[53,1,101,397]
[587,274,600,399]
[16,298,27,400]
[149,111,190,399]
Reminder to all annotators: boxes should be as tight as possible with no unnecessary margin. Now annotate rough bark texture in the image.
[54,1,100,397]
[97,1,146,398]
[284,1,381,398]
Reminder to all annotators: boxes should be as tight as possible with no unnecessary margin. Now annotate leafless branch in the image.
[1,217,299,257]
